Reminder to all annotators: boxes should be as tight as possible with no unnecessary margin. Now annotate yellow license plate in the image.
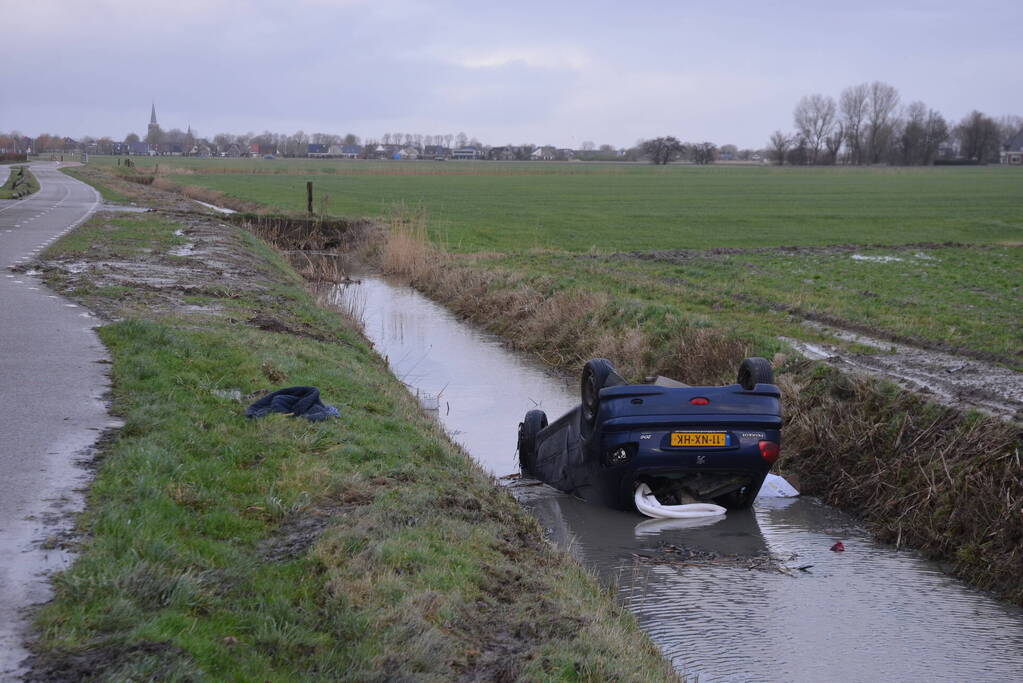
[671,432,727,447]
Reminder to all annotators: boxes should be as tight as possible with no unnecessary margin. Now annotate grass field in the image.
[90,156,1023,253]
[78,158,1023,366]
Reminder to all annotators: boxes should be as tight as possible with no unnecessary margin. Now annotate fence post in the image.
[307,181,313,214]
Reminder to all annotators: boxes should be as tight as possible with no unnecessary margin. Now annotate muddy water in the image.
[329,274,1023,683]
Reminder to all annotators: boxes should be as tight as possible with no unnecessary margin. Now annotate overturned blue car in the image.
[517,358,782,512]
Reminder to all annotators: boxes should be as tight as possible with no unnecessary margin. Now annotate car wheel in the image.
[581,358,616,427]
[517,409,548,472]
[737,356,773,390]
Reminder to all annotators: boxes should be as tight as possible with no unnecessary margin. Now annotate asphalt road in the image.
[0,163,110,677]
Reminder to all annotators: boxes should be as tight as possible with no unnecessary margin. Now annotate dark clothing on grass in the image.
[245,386,339,422]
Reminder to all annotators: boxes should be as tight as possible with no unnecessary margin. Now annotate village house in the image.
[451,146,482,160]
[1002,128,1023,165]
[329,144,363,158]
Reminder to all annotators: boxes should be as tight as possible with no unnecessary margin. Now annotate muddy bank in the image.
[784,322,1023,423]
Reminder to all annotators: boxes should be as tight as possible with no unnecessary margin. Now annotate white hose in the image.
[634,483,727,519]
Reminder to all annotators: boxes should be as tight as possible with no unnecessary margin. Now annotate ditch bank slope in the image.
[373,232,1023,607]
[21,207,676,680]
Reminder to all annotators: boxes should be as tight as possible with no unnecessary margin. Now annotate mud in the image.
[784,321,1023,423]
[31,211,276,322]
[24,641,196,682]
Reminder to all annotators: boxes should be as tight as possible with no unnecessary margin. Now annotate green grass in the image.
[61,165,131,203]
[127,159,1023,252]
[31,211,676,681]
[0,165,39,198]
[480,244,1023,364]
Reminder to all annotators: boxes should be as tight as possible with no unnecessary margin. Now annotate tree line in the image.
[768,81,1021,165]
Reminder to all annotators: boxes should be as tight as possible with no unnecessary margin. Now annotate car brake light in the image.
[758,440,780,464]
[690,397,709,405]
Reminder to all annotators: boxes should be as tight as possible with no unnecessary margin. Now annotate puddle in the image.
[332,272,1023,682]
[850,254,904,263]
[193,199,236,214]
[100,203,150,213]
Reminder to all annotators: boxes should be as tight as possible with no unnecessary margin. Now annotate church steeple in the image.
[150,102,158,125]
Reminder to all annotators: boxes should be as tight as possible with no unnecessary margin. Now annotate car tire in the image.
[581,358,616,427]
[737,357,773,390]
[518,409,548,472]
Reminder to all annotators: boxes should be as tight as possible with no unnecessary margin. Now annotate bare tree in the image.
[580,140,595,151]
[455,132,468,148]
[955,110,1001,162]
[996,115,1023,146]
[793,94,837,164]
[768,130,791,165]
[640,137,684,164]
[685,141,717,165]
[840,83,869,164]
[922,110,949,164]
[865,81,900,163]
[823,122,844,164]
[899,101,928,165]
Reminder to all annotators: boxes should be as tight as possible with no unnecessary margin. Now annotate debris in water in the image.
[831,541,846,552]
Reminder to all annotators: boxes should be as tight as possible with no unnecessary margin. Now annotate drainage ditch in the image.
[326,272,1023,682]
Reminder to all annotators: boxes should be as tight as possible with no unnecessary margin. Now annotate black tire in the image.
[737,357,773,390]
[580,358,616,427]
[517,409,548,473]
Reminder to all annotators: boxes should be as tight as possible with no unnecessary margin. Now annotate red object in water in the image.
[831,541,845,552]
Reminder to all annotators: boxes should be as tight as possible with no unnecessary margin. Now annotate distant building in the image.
[423,145,450,158]
[488,146,517,161]
[531,146,556,161]
[1002,128,1023,165]
[148,103,160,142]
[329,144,362,158]
[451,146,481,160]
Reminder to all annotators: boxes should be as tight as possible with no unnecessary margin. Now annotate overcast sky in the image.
[4,0,1021,148]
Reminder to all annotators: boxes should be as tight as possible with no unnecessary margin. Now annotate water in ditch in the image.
[326,274,1023,683]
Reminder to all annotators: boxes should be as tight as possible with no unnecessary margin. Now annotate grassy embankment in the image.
[60,164,130,203]
[28,204,676,680]
[75,161,1023,605]
[0,164,40,198]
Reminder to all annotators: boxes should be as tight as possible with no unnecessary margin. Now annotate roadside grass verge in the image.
[374,221,1023,605]
[60,165,131,203]
[0,165,40,198]
[30,211,676,681]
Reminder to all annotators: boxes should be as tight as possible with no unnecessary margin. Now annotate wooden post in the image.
[307,181,313,214]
